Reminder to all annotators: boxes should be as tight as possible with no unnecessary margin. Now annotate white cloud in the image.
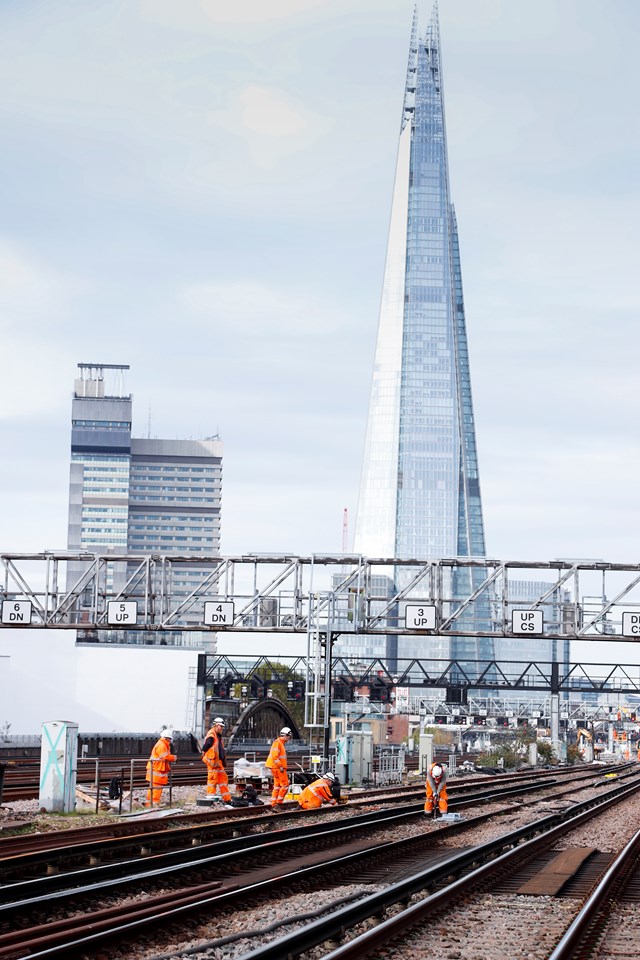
[0,239,81,321]
[140,0,388,31]
[0,240,83,419]
[181,279,344,335]
[207,83,332,167]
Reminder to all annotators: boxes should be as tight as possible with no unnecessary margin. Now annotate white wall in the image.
[0,630,200,735]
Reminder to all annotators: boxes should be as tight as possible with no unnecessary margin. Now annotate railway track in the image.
[0,752,422,802]
[0,758,206,803]
[0,765,631,958]
[231,771,640,960]
[0,766,607,872]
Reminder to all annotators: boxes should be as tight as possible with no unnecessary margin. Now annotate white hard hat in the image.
[213,717,225,726]
[161,728,174,740]
[280,727,292,736]
[432,763,443,778]
[323,771,336,782]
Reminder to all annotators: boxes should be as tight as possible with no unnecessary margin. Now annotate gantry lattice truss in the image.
[2,552,640,639]
[4,552,640,730]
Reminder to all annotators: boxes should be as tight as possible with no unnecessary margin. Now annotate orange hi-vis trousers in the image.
[206,765,231,802]
[424,782,448,813]
[271,767,289,805]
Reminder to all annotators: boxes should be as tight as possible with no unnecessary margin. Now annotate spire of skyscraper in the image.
[354,3,486,567]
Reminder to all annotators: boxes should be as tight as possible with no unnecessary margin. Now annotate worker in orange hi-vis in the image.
[297,772,339,810]
[265,727,292,809]
[202,717,232,804]
[424,761,448,816]
[145,728,177,806]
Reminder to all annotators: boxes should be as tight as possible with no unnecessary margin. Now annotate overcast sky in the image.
[2,1,640,662]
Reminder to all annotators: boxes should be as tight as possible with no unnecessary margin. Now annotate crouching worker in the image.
[145,728,176,806]
[297,771,339,810]
[202,717,232,804]
[424,761,448,815]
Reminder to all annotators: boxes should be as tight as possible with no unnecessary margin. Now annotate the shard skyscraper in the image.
[350,6,493,667]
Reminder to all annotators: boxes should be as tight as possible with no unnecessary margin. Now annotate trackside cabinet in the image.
[39,720,79,812]
[335,731,373,786]
[419,733,434,775]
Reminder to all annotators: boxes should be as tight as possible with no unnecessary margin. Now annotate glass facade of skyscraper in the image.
[351,8,492,667]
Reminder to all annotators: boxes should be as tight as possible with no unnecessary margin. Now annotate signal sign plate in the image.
[512,610,543,634]
[622,612,640,636]
[1,600,33,625]
[405,604,436,630]
[107,601,138,626]
[204,601,235,626]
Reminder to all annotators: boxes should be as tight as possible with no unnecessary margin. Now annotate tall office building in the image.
[348,7,492,667]
[67,363,222,650]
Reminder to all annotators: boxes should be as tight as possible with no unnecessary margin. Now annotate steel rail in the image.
[0,768,608,892]
[0,771,575,901]
[547,824,640,960]
[4,773,640,960]
[230,776,640,960]
[0,766,624,888]
[0,785,640,960]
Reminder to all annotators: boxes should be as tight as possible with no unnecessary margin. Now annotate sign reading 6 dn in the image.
[1,600,33,625]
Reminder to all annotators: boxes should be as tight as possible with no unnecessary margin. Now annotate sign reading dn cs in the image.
[204,601,235,627]
[622,612,640,636]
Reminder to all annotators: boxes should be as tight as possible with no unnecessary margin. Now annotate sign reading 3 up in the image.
[405,604,437,630]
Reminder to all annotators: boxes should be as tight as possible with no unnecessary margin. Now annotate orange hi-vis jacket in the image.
[298,777,337,810]
[202,728,225,771]
[146,736,176,786]
[266,736,288,773]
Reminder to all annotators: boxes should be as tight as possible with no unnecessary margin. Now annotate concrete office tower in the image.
[67,363,222,650]
[350,8,492,668]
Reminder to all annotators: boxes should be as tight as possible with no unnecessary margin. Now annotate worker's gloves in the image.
[279,766,285,773]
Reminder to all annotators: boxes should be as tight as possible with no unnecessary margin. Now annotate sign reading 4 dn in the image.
[204,601,235,626]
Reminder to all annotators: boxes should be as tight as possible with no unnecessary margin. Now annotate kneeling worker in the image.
[297,771,339,810]
[424,761,448,815]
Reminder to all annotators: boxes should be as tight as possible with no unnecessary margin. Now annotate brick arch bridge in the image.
[206,698,302,747]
